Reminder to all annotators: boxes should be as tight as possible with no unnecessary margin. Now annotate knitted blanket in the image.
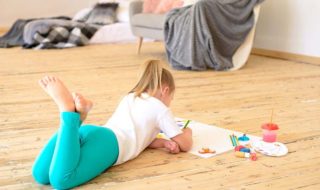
[164,0,264,71]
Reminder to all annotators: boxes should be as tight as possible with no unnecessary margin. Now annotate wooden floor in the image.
[0,42,319,190]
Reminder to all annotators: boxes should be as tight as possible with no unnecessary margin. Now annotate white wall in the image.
[0,0,319,57]
[253,0,320,57]
[0,0,97,27]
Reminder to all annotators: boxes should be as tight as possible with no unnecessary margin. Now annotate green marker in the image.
[229,135,233,146]
[229,135,237,146]
[183,120,191,129]
[229,135,235,146]
[234,135,239,146]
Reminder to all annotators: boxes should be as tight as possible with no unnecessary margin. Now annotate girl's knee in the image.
[32,164,50,185]
[49,172,75,190]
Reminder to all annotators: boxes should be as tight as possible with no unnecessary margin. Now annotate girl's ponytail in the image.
[130,60,175,97]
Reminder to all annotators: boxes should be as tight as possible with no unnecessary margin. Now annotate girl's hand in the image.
[171,127,193,152]
[182,127,192,135]
[164,140,180,154]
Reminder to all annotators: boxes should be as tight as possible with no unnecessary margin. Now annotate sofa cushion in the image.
[154,0,183,14]
[143,0,162,13]
[131,13,165,29]
[86,3,119,25]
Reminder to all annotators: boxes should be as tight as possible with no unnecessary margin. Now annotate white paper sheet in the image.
[159,119,262,158]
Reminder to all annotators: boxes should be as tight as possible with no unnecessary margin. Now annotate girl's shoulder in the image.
[126,92,168,112]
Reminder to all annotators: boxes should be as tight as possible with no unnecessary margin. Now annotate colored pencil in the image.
[229,135,235,146]
[229,135,233,146]
[234,135,239,146]
[183,120,191,129]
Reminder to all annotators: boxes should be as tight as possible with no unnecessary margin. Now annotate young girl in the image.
[32,60,193,189]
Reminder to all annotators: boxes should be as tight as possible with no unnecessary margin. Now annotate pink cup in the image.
[262,129,277,143]
[261,123,279,143]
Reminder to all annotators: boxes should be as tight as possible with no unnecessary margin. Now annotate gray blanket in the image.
[164,0,264,71]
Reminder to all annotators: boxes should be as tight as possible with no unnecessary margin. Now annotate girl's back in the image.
[104,92,182,165]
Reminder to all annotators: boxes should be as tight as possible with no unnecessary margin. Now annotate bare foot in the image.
[39,76,75,112]
[72,92,93,121]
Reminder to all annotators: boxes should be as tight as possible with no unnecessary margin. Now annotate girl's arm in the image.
[148,138,180,154]
[171,128,193,152]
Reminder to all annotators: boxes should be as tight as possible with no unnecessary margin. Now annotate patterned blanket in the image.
[23,20,98,49]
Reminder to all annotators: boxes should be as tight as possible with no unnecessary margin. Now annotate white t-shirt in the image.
[104,93,182,165]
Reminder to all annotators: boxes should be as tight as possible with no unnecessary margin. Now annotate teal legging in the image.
[32,112,119,189]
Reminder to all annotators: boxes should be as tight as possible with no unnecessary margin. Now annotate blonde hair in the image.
[130,59,175,97]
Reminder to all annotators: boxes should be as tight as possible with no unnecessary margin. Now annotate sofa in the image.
[129,0,165,53]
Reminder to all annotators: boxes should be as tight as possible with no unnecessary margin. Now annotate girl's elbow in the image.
[180,145,192,152]
[180,140,193,152]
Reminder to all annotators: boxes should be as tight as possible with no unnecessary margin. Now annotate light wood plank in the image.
[0,42,319,190]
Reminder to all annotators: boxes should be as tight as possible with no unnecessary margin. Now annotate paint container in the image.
[238,134,250,146]
[235,151,250,158]
[261,123,279,143]
[235,151,257,161]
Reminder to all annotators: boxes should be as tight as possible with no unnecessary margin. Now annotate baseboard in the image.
[252,48,320,66]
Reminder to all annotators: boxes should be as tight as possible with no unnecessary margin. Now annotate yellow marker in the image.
[157,133,164,138]
[235,151,250,158]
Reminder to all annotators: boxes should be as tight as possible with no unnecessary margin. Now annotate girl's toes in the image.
[75,97,81,104]
[79,98,85,105]
[51,76,57,82]
[72,92,77,100]
[77,93,84,99]
[45,76,51,82]
[42,77,49,84]
[50,76,56,82]
[39,79,46,87]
